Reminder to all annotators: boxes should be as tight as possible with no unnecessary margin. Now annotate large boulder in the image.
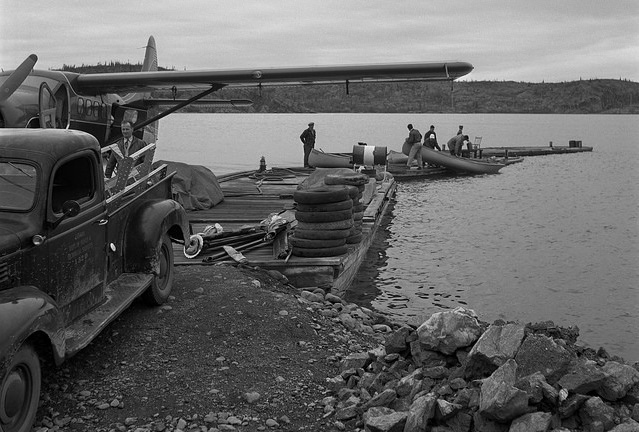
[403,393,437,432]
[362,406,407,432]
[599,361,639,401]
[516,372,557,405]
[385,325,412,354]
[416,307,483,355]
[478,359,531,422]
[557,359,608,395]
[508,411,553,432]
[465,321,526,379]
[579,396,615,431]
[514,334,574,384]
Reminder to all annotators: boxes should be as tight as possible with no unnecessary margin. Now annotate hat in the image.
[459,125,463,128]
[308,122,314,126]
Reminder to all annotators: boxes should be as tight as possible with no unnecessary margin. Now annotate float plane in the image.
[0,36,473,146]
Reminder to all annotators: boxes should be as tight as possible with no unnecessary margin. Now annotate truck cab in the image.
[0,129,190,432]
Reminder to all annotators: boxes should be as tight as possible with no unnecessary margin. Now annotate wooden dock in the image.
[479,145,593,157]
[173,167,396,294]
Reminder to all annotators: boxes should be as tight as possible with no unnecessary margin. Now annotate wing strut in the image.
[133,84,224,133]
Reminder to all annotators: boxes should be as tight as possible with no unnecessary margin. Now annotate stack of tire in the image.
[324,172,369,244]
[292,185,358,257]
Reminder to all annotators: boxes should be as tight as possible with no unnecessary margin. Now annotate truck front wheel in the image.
[143,233,175,305]
[0,343,41,432]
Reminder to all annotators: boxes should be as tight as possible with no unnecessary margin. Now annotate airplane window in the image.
[93,102,101,116]
[77,97,84,115]
[85,99,94,117]
[0,162,37,211]
[51,156,95,213]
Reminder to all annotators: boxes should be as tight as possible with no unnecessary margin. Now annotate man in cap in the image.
[405,123,423,169]
[300,122,316,168]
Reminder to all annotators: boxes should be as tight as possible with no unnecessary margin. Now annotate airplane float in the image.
[0,36,473,147]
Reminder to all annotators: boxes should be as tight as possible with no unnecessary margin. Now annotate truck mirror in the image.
[49,200,81,229]
[62,200,81,217]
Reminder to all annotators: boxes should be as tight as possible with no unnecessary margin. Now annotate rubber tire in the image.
[293,187,351,205]
[296,199,352,213]
[142,233,174,305]
[346,233,363,244]
[297,219,353,231]
[324,173,369,186]
[290,236,346,248]
[295,209,353,223]
[0,343,41,432]
[292,245,348,257]
[353,211,364,221]
[294,227,352,240]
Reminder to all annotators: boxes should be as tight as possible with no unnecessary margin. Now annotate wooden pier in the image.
[173,167,396,293]
[479,145,592,157]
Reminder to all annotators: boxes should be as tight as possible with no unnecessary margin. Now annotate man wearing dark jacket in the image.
[300,122,316,168]
[424,125,441,150]
[105,121,147,178]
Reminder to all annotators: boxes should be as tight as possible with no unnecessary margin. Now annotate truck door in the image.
[46,151,108,324]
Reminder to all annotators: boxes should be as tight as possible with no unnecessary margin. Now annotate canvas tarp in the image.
[154,160,224,211]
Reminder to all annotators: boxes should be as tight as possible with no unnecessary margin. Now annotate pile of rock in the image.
[314,306,639,431]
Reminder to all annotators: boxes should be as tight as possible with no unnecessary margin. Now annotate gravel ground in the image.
[32,264,381,432]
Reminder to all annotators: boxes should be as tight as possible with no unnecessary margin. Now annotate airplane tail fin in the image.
[121,36,160,143]
[141,36,158,72]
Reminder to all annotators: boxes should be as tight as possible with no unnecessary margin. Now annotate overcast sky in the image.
[1,0,637,83]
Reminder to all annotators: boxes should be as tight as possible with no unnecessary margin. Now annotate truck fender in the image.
[0,286,65,372]
[124,198,190,274]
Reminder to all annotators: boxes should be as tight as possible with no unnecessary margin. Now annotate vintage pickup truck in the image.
[0,129,190,432]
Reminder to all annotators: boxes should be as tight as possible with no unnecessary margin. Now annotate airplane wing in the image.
[74,62,473,95]
[146,98,253,108]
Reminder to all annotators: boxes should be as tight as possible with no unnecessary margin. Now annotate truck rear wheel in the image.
[0,343,41,432]
[143,233,174,305]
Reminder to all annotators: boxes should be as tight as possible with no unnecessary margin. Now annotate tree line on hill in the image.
[60,62,639,114]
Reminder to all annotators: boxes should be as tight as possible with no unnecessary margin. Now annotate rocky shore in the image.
[33,264,638,432]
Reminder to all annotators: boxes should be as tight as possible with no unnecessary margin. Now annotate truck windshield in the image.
[0,162,37,211]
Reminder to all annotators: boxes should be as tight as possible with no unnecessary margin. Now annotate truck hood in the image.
[0,219,32,256]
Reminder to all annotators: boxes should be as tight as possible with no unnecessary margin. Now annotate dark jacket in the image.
[424,130,441,150]
[300,128,316,146]
[406,128,422,145]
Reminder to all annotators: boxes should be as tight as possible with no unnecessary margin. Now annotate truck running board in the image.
[64,273,154,357]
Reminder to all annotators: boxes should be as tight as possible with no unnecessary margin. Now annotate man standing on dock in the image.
[300,122,316,168]
[405,124,423,169]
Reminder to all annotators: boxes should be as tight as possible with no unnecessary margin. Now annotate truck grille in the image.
[0,259,18,289]
[0,261,9,285]
[0,262,8,283]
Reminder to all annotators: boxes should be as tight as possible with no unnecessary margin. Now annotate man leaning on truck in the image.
[104,121,146,178]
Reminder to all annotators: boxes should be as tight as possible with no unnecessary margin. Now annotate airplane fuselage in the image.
[0,70,142,146]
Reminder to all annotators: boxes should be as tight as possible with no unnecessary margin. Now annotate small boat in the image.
[386,150,408,164]
[402,142,505,175]
[308,148,353,168]
[499,156,524,166]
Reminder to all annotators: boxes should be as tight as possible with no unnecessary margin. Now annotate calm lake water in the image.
[156,113,639,361]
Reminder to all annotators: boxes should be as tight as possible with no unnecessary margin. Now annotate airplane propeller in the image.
[0,54,37,102]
